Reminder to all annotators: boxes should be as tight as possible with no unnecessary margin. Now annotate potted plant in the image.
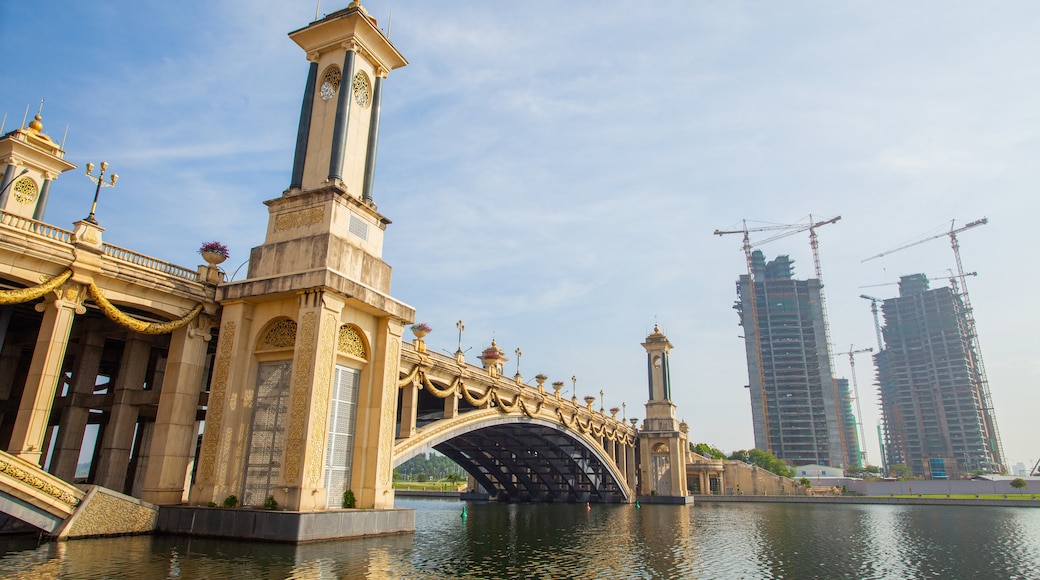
[410,322,432,339]
[199,241,229,266]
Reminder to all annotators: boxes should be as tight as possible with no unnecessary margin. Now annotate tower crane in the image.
[863,217,1005,473]
[844,346,873,467]
[858,295,884,352]
[714,215,841,460]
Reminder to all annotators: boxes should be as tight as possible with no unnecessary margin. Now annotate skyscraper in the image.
[876,274,1004,478]
[735,251,848,468]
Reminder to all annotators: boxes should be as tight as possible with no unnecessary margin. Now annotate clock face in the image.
[352,72,371,108]
[320,81,336,101]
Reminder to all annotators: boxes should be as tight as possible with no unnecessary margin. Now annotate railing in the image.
[102,242,198,282]
[0,212,73,244]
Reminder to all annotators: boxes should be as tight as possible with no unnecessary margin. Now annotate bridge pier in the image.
[49,327,105,482]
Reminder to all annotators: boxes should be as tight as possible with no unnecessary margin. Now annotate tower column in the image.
[8,289,82,465]
[327,47,356,184]
[361,73,384,203]
[0,161,16,206]
[142,316,214,505]
[32,177,53,221]
[95,336,152,491]
[290,61,319,190]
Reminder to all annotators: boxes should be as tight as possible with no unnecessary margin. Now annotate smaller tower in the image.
[0,112,76,222]
[638,325,689,499]
[477,339,507,378]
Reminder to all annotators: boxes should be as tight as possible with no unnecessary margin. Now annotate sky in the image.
[3,1,1038,472]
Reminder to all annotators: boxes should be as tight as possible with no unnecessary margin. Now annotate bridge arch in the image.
[394,411,632,503]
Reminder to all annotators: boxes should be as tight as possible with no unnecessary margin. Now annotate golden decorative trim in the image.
[337,325,367,358]
[0,269,71,305]
[0,456,80,507]
[257,318,297,350]
[198,321,236,482]
[13,177,38,205]
[284,312,317,484]
[87,282,202,335]
[305,313,338,486]
[274,207,324,232]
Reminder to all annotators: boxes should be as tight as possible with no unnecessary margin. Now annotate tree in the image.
[1010,478,1027,494]
[691,443,727,460]
[863,464,881,474]
[889,464,913,480]
[800,477,812,489]
[728,448,795,478]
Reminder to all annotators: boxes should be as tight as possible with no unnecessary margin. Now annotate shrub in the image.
[264,496,278,510]
[342,489,356,509]
[223,495,239,508]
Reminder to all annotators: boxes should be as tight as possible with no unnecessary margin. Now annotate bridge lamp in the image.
[84,161,118,224]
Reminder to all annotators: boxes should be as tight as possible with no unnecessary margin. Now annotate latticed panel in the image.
[243,361,291,506]
[325,366,360,508]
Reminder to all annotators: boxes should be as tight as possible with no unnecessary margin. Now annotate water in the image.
[1,498,1038,579]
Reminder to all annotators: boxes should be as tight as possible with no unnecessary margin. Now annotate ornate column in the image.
[141,315,215,505]
[32,173,55,221]
[275,290,342,511]
[190,300,254,506]
[8,282,84,465]
[443,387,459,419]
[352,315,403,509]
[95,335,152,491]
[49,326,106,481]
[626,442,637,492]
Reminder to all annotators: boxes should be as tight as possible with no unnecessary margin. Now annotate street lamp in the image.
[84,161,117,224]
[514,347,522,378]
[455,320,464,354]
[571,375,577,399]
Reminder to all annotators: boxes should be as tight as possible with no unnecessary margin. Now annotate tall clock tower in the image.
[638,325,690,499]
[190,2,415,514]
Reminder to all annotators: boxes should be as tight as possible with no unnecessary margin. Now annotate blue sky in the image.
[4,1,1038,471]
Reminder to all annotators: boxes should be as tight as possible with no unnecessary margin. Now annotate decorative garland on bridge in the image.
[87,281,203,335]
[399,365,633,446]
[0,269,73,305]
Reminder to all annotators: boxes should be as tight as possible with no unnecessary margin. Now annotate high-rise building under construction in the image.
[735,251,850,468]
[875,274,1004,478]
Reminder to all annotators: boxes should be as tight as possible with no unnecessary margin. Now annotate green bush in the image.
[206,502,217,508]
[264,496,278,510]
[342,489,356,509]
[223,495,239,508]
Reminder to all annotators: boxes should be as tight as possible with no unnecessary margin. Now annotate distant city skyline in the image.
[3,1,1037,470]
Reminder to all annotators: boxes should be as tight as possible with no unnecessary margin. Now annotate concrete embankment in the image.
[694,495,1040,508]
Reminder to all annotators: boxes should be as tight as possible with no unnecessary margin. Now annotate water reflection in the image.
[0,499,1037,579]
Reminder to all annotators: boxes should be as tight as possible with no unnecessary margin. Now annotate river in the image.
[0,498,1038,578]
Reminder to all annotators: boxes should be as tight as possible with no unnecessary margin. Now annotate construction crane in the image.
[714,215,841,460]
[863,217,1006,473]
[859,295,884,352]
[859,272,976,290]
[844,346,874,467]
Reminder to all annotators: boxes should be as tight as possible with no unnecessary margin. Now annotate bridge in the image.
[393,341,638,503]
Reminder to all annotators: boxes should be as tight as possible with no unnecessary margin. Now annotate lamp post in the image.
[599,389,604,413]
[84,161,117,224]
[0,168,29,199]
[455,320,464,353]
[514,347,522,378]
[571,375,577,400]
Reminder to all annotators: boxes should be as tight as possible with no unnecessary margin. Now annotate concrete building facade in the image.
[876,274,1004,478]
[736,251,848,468]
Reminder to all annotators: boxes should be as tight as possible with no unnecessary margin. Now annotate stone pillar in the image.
[190,301,254,506]
[397,382,418,439]
[351,315,403,510]
[275,290,343,511]
[95,336,151,491]
[8,287,82,465]
[141,317,213,505]
[49,328,106,481]
[443,388,458,419]
[0,162,16,207]
[626,443,637,492]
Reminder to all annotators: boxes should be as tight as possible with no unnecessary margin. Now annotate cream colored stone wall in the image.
[56,486,158,539]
